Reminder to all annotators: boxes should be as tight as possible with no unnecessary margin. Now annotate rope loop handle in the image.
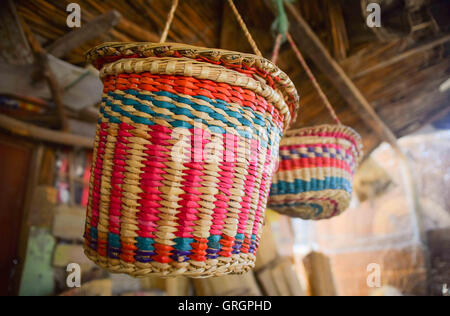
[160,0,179,43]
[227,0,263,57]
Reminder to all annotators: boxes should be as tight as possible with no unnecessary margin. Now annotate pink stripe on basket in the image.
[175,129,210,239]
[107,123,134,235]
[136,124,173,239]
[89,122,109,229]
[252,147,273,237]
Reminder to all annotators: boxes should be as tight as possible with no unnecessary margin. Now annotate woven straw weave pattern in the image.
[268,124,362,220]
[86,42,299,127]
[84,52,292,277]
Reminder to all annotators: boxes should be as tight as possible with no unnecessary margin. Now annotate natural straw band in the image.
[227,0,263,57]
[286,32,341,125]
[99,57,290,123]
[271,33,283,64]
[160,0,179,43]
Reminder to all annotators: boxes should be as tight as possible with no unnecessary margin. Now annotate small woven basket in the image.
[268,124,362,220]
[83,42,299,277]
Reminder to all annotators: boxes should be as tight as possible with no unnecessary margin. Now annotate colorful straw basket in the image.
[268,124,362,220]
[83,42,299,277]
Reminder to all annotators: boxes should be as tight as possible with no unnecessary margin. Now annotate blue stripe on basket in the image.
[98,233,264,261]
[174,237,195,252]
[136,236,155,251]
[270,177,352,195]
[108,232,121,248]
[207,235,222,250]
[103,90,282,147]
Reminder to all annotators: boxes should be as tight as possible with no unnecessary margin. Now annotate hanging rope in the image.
[226,0,262,57]
[286,32,341,125]
[160,0,179,43]
[271,33,283,63]
[271,0,291,42]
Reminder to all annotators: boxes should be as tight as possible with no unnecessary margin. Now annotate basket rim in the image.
[283,124,364,161]
[99,56,290,128]
[86,42,299,126]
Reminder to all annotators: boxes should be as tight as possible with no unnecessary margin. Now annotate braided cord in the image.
[271,33,283,64]
[227,0,263,57]
[286,32,341,125]
[160,0,179,43]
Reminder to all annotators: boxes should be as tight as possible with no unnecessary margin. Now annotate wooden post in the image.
[303,251,337,296]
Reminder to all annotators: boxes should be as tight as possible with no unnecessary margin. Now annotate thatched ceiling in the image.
[14,0,450,155]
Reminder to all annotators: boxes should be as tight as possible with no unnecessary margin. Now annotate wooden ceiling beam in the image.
[0,0,34,65]
[353,33,450,79]
[285,1,401,151]
[0,113,92,148]
[45,10,122,58]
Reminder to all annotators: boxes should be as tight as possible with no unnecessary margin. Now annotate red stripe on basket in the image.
[190,237,208,262]
[94,53,297,119]
[152,244,174,264]
[218,234,234,257]
[278,157,353,174]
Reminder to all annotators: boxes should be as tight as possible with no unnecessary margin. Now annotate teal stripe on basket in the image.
[270,177,352,196]
[108,232,121,248]
[90,227,98,240]
[235,234,245,241]
[207,235,222,250]
[136,236,155,251]
[102,90,282,147]
[174,237,195,251]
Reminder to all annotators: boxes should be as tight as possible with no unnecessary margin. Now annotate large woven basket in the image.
[83,42,299,277]
[268,124,362,220]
